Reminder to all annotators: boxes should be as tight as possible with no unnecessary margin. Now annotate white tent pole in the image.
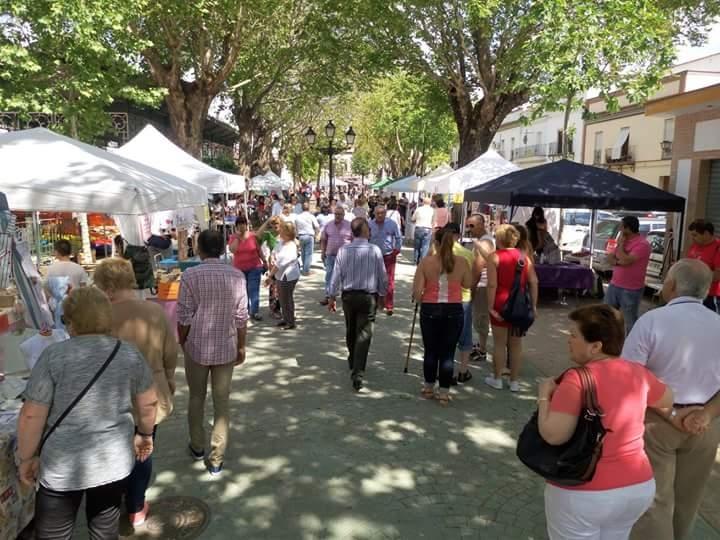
[33,211,42,271]
[78,212,92,264]
[589,209,597,269]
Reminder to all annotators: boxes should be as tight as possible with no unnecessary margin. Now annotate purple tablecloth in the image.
[535,263,594,290]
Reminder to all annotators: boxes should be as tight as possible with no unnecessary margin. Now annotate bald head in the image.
[662,258,712,302]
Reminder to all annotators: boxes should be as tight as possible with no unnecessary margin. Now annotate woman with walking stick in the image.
[412,228,472,406]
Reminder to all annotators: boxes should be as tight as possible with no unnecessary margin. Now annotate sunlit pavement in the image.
[84,247,719,539]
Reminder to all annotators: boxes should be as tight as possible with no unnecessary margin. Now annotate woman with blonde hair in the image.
[413,228,473,406]
[267,220,301,329]
[93,257,178,526]
[485,224,539,392]
[17,287,157,537]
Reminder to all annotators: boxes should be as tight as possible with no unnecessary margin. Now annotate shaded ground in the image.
[73,247,718,539]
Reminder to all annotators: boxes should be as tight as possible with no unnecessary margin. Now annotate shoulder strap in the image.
[575,366,603,415]
[38,339,122,454]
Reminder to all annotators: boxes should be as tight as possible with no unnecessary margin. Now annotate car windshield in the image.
[595,221,619,237]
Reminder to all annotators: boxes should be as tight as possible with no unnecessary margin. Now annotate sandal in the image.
[437,393,451,407]
[421,387,435,399]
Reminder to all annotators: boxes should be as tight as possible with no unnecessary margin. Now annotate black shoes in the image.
[458,371,473,383]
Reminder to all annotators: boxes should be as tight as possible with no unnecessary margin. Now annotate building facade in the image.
[491,106,584,169]
[582,54,720,188]
[645,83,720,252]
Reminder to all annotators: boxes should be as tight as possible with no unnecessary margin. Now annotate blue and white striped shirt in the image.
[330,239,388,297]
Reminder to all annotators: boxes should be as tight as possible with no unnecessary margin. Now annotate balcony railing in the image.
[605,146,636,165]
[548,141,574,157]
[512,144,547,160]
[660,140,673,160]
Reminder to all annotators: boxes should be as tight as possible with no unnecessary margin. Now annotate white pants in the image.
[544,479,655,540]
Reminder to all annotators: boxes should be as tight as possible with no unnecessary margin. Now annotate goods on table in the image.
[0,400,34,540]
[157,269,182,300]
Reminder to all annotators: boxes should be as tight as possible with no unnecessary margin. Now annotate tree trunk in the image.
[562,91,575,159]
[234,104,273,178]
[164,82,213,158]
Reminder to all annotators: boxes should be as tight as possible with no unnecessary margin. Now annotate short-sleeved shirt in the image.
[549,359,666,491]
[23,335,154,491]
[46,261,89,290]
[453,243,474,302]
[322,220,353,256]
[687,239,720,296]
[611,235,651,290]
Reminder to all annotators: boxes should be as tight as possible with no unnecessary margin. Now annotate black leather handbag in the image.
[501,258,535,333]
[516,367,609,486]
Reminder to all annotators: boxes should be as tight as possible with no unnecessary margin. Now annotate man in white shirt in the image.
[295,203,320,275]
[411,198,435,264]
[271,194,284,217]
[46,239,89,290]
[623,259,720,540]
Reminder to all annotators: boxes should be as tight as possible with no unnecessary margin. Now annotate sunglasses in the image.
[465,224,475,228]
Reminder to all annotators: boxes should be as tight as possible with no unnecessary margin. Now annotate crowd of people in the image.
[12,189,720,540]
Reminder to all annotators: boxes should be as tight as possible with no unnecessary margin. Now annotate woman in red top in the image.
[485,224,538,392]
[413,228,472,406]
[538,305,673,540]
[229,216,267,321]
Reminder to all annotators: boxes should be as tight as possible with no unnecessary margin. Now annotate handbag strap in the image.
[38,339,122,454]
[575,366,604,416]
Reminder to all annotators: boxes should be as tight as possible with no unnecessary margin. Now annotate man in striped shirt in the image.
[328,218,388,391]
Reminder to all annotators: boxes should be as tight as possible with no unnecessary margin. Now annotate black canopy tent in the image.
[463,159,686,259]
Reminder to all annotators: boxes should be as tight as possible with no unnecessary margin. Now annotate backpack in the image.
[501,257,535,332]
[146,234,171,251]
[123,244,155,290]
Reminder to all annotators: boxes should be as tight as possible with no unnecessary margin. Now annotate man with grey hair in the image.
[623,259,720,540]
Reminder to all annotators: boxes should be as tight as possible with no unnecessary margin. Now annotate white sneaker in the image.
[509,381,521,392]
[484,376,503,390]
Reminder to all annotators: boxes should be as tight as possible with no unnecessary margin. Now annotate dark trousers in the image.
[277,278,298,325]
[126,425,156,513]
[34,478,127,540]
[342,291,377,379]
[420,303,464,389]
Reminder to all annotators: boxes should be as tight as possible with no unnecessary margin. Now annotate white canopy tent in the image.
[116,124,246,194]
[425,150,518,194]
[250,171,293,192]
[0,128,208,213]
[319,177,348,188]
[385,175,419,192]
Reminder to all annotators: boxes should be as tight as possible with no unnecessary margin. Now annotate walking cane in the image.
[404,302,419,373]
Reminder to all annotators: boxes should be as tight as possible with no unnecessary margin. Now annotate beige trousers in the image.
[471,287,490,351]
[184,350,235,467]
[630,409,720,540]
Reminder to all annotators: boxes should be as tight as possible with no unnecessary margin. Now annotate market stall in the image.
[464,159,687,289]
[425,149,518,195]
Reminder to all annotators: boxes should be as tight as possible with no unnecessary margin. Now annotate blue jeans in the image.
[414,227,432,264]
[299,235,314,274]
[456,301,473,352]
[420,303,464,389]
[244,267,263,316]
[605,283,643,334]
[324,255,337,297]
[126,425,156,513]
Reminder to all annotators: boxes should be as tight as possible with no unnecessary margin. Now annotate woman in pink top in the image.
[413,227,472,406]
[432,198,449,230]
[229,216,268,321]
[537,304,673,540]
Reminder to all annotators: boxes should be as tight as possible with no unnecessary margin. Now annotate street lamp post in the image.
[305,120,355,203]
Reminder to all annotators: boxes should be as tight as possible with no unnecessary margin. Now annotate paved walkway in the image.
[113,248,718,540]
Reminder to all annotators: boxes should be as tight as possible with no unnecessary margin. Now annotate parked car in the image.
[559,209,615,253]
[566,217,666,276]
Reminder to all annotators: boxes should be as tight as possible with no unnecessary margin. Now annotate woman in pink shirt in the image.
[413,228,472,406]
[229,216,267,321]
[537,304,673,540]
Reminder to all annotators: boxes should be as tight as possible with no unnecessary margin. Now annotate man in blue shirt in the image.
[369,205,402,315]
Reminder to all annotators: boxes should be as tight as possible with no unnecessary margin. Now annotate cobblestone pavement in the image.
[108,248,719,540]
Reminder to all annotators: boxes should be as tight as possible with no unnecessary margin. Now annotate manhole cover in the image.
[120,496,210,539]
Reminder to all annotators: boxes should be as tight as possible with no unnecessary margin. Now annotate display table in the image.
[147,297,178,339]
[0,408,35,540]
[535,263,594,291]
[158,257,202,272]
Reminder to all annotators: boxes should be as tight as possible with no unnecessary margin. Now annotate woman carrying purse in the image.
[537,304,673,540]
